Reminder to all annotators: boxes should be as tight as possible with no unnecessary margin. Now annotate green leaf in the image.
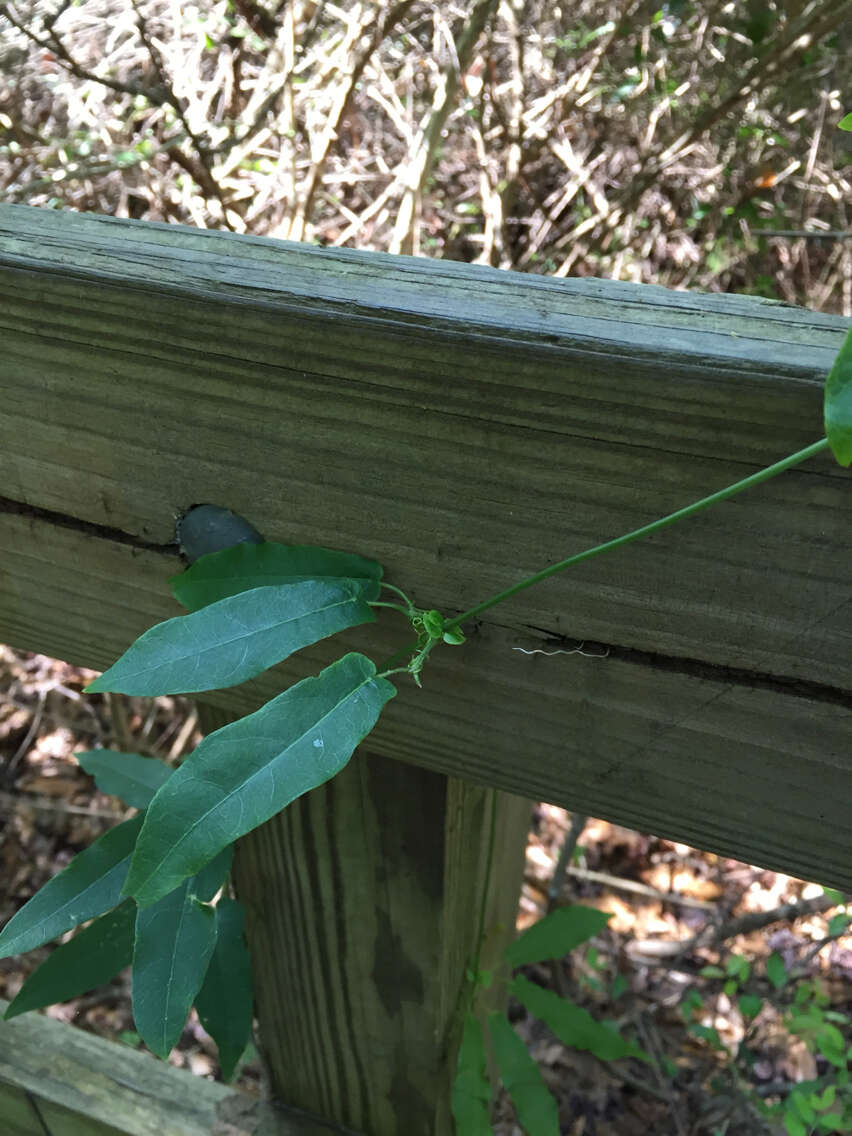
[689,1023,726,1051]
[170,540,383,611]
[699,966,726,979]
[812,1085,836,1110]
[783,1106,807,1136]
[451,1014,493,1135]
[680,990,703,1019]
[815,1115,842,1133]
[488,1013,559,1136]
[76,750,172,809]
[124,653,396,907]
[504,906,610,967]
[191,846,233,902]
[738,993,763,1019]
[814,1025,845,1067]
[0,816,143,958]
[194,898,253,1082]
[827,913,851,937]
[132,880,217,1058]
[4,901,136,1019]
[511,976,648,1062]
[792,1090,816,1125]
[766,952,787,990]
[86,580,376,696]
[726,954,750,982]
[824,325,852,466]
[838,113,852,131]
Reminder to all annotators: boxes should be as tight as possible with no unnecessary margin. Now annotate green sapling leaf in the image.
[738,993,763,1019]
[488,1012,559,1135]
[76,750,172,810]
[766,951,788,990]
[194,897,253,1081]
[170,540,383,611]
[0,815,143,958]
[124,653,396,907]
[443,627,466,645]
[503,905,611,967]
[511,975,649,1062]
[824,325,852,466]
[838,113,852,131]
[4,901,136,1019]
[86,579,376,696]
[132,878,217,1059]
[451,1014,493,1135]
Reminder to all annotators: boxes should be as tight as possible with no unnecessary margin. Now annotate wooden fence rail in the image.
[0,204,849,1133]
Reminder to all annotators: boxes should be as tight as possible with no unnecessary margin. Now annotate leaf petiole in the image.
[380,581,417,611]
[369,601,414,618]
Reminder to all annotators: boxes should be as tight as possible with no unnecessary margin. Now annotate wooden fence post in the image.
[198,705,531,1136]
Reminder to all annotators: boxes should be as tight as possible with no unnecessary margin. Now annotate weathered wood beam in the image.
[0,205,850,892]
[2,507,849,894]
[0,999,348,1135]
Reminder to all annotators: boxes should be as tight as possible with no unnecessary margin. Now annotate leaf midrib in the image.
[132,671,380,900]
[119,589,360,683]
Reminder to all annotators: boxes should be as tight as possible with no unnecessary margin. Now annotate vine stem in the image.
[380,581,416,609]
[370,601,413,617]
[442,439,829,632]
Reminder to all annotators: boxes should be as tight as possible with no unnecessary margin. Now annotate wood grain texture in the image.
[0,204,849,688]
[0,205,850,888]
[0,998,230,1135]
[0,1001,355,1135]
[2,510,849,891]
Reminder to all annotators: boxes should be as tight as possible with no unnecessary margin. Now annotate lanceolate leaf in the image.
[504,906,611,968]
[76,750,172,810]
[511,976,649,1063]
[451,1014,493,1135]
[0,815,143,958]
[824,324,852,466]
[194,898,253,1081]
[4,901,136,1020]
[85,580,376,696]
[124,653,396,907]
[488,1013,559,1136]
[171,540,383,611]
[132,880,217,1059]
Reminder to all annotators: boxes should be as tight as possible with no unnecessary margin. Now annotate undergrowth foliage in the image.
[0,0,850,311]
[0,328,847,1118]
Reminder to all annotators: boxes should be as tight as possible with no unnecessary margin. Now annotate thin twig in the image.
[561,865,718,911]
[292,1,416,239]
[759,229,851,239]
[0,2,167,104]
[130,0,234,227]
[390,0,499,254]
[0,789,125,821]
[547,813,587,907]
